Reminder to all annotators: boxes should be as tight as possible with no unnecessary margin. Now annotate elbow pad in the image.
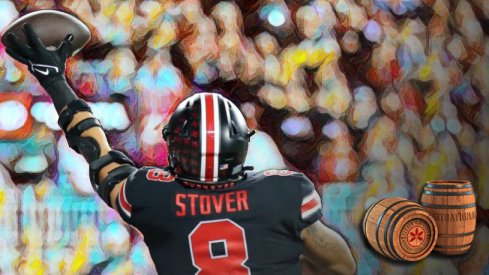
[97,164,137,204]
[58,99,103,162]
[58,99,92,131]
[89,150,136,204]
[66,117,103,162]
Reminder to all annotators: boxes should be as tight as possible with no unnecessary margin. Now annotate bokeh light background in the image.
[0,0,488,274]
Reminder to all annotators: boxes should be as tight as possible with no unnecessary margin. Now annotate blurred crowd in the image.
[0,0,488,274]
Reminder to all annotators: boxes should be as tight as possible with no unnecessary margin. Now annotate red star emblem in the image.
[408,227,425,247]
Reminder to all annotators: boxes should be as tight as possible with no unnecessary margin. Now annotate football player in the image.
[5,24,356,275]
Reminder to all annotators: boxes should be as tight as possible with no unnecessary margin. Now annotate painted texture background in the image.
[0,0,488,274]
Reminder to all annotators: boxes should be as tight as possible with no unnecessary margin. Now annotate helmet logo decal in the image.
[200,93,221,182]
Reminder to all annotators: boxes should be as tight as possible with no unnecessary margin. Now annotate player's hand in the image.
[5,23,73,86]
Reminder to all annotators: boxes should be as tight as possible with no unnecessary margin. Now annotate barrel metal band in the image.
[421,203,476,209]
[422,190,474,196]
[388,206,426,260]
[364,199,383,237]
[438,231,475,238]
[425,183,472,189]
[435,242,473,249]
[385,205,417,260]
[375,199,409,258]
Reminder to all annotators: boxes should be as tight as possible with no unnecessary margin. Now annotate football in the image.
[1,10,91,56]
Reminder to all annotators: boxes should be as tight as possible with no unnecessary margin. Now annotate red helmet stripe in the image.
[204,94,215,181]
[200,93,220,182]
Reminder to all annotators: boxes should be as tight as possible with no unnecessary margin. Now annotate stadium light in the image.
[267,9,285,27]
[260,4,287,27]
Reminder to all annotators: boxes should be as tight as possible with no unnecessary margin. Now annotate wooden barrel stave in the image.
[420,180,477,255]
[363,197,438,261]
[367,198,413,258]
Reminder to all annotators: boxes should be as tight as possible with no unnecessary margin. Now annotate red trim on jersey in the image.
[146,168,175,182]
[119,181,132,215]
[204,94,215,181]
[301,193,320,215]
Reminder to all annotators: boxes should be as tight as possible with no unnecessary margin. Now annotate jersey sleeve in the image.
[115,167,140,222]
[115,166,175,222]
[114,166,152,222]
[297,174,322,230]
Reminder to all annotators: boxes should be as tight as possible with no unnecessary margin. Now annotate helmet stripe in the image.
[203,93,217,182]
[204,94,215,181]
[212,93,220,181]
[200,93,207,181]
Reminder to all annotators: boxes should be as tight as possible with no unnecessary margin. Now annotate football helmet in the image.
[163,93,253,183]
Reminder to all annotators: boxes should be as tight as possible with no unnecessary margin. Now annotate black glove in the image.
[5,23,73,87]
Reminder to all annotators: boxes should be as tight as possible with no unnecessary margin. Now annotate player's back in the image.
[116,167,322,275]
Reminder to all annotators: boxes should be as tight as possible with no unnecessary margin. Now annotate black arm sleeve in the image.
[43,79,78,112]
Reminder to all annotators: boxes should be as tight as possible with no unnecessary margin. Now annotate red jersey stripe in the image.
[301,192,321,219]
[118,180,132,217]
[301,196,319,213]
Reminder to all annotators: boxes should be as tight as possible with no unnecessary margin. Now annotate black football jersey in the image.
[116,167,322,275]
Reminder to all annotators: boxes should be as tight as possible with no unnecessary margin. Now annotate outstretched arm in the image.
[301,220,356,275]
[61,100,134,209]
[5,24,135,209]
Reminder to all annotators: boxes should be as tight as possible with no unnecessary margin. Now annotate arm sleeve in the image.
[297,174,322,231]
[44,79,78,113]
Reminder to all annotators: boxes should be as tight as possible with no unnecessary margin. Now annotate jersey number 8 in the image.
[189,219,251,275]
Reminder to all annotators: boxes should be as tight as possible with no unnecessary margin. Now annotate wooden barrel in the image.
[420,180,477,255]
[363,197,438,261]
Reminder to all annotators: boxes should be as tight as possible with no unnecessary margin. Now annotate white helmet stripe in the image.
[200,93,207,181]
[212,93,220,181]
